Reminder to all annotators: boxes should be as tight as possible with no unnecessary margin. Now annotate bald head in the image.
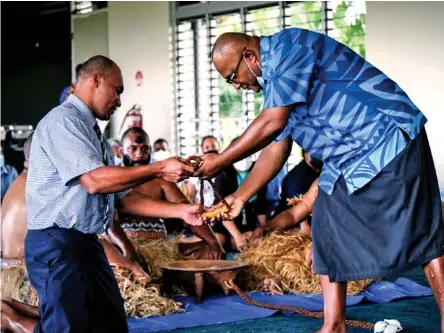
[211,32,262,93]
[212,33,249,61]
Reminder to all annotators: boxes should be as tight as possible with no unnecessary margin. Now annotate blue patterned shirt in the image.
[260,28,427,195]
[26,94,130,234]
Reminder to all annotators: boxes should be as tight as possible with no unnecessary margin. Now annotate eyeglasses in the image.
[226,49,245,85]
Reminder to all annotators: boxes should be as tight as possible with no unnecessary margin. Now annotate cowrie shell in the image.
[383,324,401,333]
[374,321,388,333]
[384,319,402,330]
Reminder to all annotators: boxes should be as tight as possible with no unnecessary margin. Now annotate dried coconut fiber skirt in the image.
[312,129,444,282]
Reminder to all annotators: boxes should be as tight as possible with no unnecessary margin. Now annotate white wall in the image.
[366,1,444,190]
[73,10,109,65]
[107,1,172,149]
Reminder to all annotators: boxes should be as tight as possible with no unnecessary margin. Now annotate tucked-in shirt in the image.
[26,94,130,234]
[260,28,427,195]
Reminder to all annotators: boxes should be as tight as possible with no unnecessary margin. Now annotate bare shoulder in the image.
[1,172,27,218]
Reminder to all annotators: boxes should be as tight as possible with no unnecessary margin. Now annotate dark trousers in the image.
[25,227,128,333]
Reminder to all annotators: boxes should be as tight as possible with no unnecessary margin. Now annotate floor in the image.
[170,268,440,333]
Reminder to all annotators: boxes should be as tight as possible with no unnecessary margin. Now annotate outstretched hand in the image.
[204,194,245,222]
[193,153,225,179]
[180,204,204,226]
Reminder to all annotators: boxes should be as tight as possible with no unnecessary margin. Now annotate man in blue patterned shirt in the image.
[4,56,204,333]
[196,29,444,332]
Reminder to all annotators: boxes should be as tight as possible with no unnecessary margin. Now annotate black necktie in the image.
[94,123,108,166]
[93,123,110,229]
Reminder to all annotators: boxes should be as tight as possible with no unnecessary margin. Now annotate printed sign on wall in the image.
[135,71,143,87]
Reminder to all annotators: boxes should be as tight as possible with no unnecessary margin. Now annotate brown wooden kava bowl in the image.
[161,260,250,303]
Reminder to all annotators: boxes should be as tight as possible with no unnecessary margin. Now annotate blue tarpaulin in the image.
[127,277,432,333]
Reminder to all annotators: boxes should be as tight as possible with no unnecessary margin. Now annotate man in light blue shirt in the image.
[3,56,204,333]
[196,29,444,332]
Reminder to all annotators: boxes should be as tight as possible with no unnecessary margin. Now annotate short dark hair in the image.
[154,138,168,146]
[77,55,116,79]
[201,135,218,148]
[121,127,149,145]
[75,63,83,79]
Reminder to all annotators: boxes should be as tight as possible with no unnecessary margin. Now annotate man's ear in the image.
[119,147,124,157]
[244,49,257,61]
[92,73,100,88]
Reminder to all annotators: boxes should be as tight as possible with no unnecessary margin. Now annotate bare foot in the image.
[131,264,152,285]
[1,300,38,333]
[2,298,39,319]
[314,322,347,333]
[262,277,283,295]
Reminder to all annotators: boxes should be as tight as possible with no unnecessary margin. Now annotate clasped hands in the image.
[160,152,245,223]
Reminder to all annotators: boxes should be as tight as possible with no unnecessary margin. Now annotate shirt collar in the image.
[66,94,97,129]
[259,35,271,82]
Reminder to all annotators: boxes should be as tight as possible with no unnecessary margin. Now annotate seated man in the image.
[119,127,224,255]
[120,128,184,238]
[0,133,149,281]
[152,138,171,162]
